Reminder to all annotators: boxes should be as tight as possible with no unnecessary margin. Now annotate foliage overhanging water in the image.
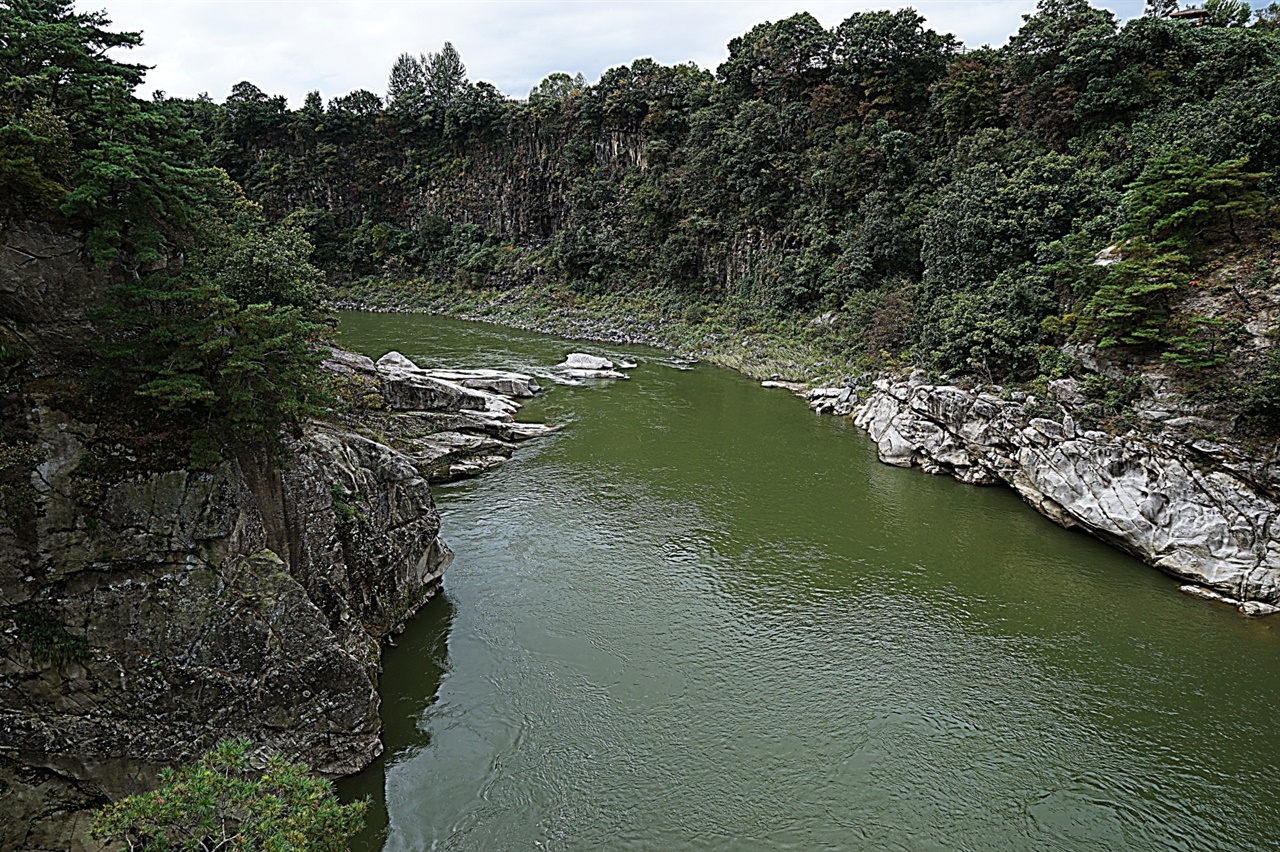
[336,311,1280,851]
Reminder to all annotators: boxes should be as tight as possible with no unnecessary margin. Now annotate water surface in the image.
[336,312,1280,851]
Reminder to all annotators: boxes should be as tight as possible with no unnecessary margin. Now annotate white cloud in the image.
[77,0,1147,106]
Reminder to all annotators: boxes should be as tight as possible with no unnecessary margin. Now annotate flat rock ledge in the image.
[329,350,558,483]
[847,379,1280,613]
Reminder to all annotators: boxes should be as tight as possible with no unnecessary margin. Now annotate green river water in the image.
[334,311,1280,851]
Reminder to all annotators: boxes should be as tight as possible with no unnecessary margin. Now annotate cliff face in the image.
[0,410,452,849]
[852,377,1280,611]
[2,409,450,777]
[0,219,455,846]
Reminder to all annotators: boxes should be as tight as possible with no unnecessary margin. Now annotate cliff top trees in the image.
[387,41,468,122]
[388,51,427,114]
[529,71,587,108]
[0,0,224,263]
[1,0,148,219]
[829,9,958,125]
[719,12,830,105]
[1002,0,1119,146]
[426,42,467,103]
[3,0,333,465]
[0,0,145,120]
[192,0,1278,398]
[1205,0,1254,26]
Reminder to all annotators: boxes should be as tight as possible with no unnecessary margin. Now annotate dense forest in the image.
[193,0,1280,434]
[3,0,1280,451]
[2,0,332,468]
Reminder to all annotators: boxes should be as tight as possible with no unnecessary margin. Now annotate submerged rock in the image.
[561,367,629,380]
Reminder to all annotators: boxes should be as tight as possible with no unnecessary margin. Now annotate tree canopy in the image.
[8,0,1280,428]
[2,0,333,465]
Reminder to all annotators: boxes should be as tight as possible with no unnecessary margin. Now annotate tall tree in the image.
[0,0,145,120]
[829,9,958,125]
[718,13,831,104]
[423,41,467,106]
[387,50,425,115]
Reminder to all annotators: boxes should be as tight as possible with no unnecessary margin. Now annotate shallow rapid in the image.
[336,312,1280,851]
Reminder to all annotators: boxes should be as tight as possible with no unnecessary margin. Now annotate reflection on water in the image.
[336,312,1280,851]
[338,594,455,845]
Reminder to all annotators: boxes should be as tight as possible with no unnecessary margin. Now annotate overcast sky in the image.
[77,0,1148,107]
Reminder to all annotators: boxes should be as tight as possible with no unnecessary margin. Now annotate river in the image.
[335,311,1280,851]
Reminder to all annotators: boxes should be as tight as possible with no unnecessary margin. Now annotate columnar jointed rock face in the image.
[852,379,1280,611]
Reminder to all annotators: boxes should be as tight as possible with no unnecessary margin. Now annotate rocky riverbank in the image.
[333,292,1280,616]
[1,344,558,850]
[797,374,1280,614]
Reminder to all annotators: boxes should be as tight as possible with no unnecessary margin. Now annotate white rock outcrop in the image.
[852,379,1280,611]
[555,352,631,379]
[361,351,558,481]
[422,368,541,398]
[375,351,489,412]
[558,353,614,370]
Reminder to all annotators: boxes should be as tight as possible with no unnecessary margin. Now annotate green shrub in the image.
[12,607,90,667]
[89,739,367,851]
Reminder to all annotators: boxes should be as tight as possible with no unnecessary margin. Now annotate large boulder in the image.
[558,353,614,370]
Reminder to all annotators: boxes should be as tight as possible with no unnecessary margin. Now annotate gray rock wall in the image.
[852,379,1280,610]
[1,219,454,803]
[2,408,451,793]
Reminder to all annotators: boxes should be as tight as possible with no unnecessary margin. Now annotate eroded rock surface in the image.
[2,411,453,783]
[852,380,1280,610]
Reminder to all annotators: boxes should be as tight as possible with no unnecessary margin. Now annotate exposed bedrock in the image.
[0,219,555,846]
[1,411,453,789]
[852,379,1280,611]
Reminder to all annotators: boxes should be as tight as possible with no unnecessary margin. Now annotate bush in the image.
[89,739,367,850]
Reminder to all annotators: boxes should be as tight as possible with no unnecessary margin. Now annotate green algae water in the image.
[334,312,1280,851]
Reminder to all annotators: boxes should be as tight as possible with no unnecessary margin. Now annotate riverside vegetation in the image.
[1,0,1280,846]
[187,0,1280,441]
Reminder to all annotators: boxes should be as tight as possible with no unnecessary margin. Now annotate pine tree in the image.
[387,51,426,115]
[423,41,467,107]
